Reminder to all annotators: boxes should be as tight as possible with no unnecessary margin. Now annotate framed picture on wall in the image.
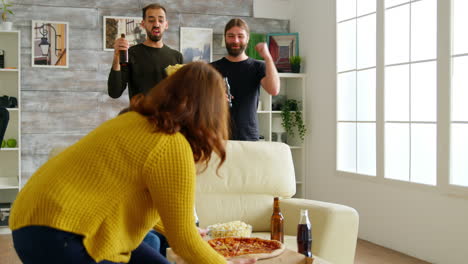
[103,16,147,51]
[31,20,69,68]
[180,27,212,63]
[266,32,299,72]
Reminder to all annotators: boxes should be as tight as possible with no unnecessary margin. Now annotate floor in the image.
[0,235,431,264]
[354,239,431,264]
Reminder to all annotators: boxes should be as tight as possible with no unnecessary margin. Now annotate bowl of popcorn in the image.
[165,64,185,76]
[207,220,252,238]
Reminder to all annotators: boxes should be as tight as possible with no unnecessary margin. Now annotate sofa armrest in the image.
[281,198,359,264]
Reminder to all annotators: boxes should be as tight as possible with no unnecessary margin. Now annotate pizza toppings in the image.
[208,237,285,259]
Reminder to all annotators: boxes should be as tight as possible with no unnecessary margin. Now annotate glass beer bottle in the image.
[297,209,312,257]
[194,207,200,227]
[270,197,284,243]
[119,33,128,67]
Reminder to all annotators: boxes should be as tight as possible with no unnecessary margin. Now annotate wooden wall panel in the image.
[21,134,84,155]
[180,15,288,34]
[22,112,109,134]
[6,1,289,184]
[140,0,253,16]
[20,68,108,91]
[12,0,252,16]
[13,6,99,29]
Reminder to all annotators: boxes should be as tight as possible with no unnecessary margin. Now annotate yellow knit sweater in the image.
[10,112,226,264]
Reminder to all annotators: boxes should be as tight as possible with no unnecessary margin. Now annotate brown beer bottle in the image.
[194,207,200,227]
[297,209,312,257]
[119,33,128,67]
[270,197,284,243]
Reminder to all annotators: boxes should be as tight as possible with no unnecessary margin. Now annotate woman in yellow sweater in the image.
[9,61,256,264]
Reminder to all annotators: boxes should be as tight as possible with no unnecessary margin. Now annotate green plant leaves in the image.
[280,99,307,141]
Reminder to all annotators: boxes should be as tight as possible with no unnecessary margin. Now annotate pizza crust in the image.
[229,242,286,260]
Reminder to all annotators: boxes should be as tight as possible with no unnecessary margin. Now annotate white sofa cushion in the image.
[196,141,296,231]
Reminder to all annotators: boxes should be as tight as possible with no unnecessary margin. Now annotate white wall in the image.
[256,1,468,263]
[253,0,292,20]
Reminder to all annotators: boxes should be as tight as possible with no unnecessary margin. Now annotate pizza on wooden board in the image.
[207,237,286,260]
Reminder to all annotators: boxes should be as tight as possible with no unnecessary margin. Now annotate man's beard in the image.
[146,28,162,42]
[226,42,246,57]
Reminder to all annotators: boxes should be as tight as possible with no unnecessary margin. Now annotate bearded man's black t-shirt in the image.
[211,57,266,141]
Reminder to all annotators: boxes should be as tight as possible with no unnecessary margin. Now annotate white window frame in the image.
[336,3,377,176]
[335,0,468,197]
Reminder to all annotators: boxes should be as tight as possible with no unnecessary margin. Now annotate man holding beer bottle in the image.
[108,3,183,100]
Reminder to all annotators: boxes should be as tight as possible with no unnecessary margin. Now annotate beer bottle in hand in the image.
[119,33,128,67]
[297,209,312,257]
[224,77,233,108]
[270,197,284,243]
[194,207,200,227]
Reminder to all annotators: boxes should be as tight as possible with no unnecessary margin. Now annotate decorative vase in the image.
[0,22,13,31]
[291,64,301,73]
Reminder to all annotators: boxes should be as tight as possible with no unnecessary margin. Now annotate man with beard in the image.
[108,4,183,100]
[211,18,280,141]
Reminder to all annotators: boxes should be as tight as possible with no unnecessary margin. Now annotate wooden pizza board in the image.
[257,249,330,264]
[167,248,331,264]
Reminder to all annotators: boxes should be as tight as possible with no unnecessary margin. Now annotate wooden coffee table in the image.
[166,248,331,264]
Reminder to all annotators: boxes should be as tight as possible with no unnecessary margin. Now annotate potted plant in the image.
[1,0,13,31]
[289,55,302,73]
[280,99,307,141]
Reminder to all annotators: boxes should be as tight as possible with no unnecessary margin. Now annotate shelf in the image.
[258,72,306,198]
[0,30,21,204]
[0,177,19,189]
[0,148,19,151]
[0,30,20,33]
[257,111,299,114]
[278,73,306,78]
[271,111,299,114]
[289,146,303,149]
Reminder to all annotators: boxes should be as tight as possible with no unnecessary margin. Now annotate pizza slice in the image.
[208,237,285,260]
[208,237,242,258]
[208,238,232,258]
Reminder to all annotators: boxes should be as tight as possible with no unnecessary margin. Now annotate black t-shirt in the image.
[108,44,183,99]
[211,57,266,141]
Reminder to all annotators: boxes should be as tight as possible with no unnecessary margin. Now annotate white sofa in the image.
[49,140,359,264]
[195,140,359,264]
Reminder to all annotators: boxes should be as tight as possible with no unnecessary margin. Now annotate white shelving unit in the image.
[258,73,306,198]
[0,30,21,229]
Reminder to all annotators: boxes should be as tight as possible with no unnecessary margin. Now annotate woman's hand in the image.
[227,258,257,264]
[197,227,208,238]
[113,37,129,56]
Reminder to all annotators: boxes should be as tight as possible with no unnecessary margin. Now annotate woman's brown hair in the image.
[130,61,229,172]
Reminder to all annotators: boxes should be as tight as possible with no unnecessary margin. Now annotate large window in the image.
[336,0,467,191]
[336,0,377,176]
[384,0,437,185]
